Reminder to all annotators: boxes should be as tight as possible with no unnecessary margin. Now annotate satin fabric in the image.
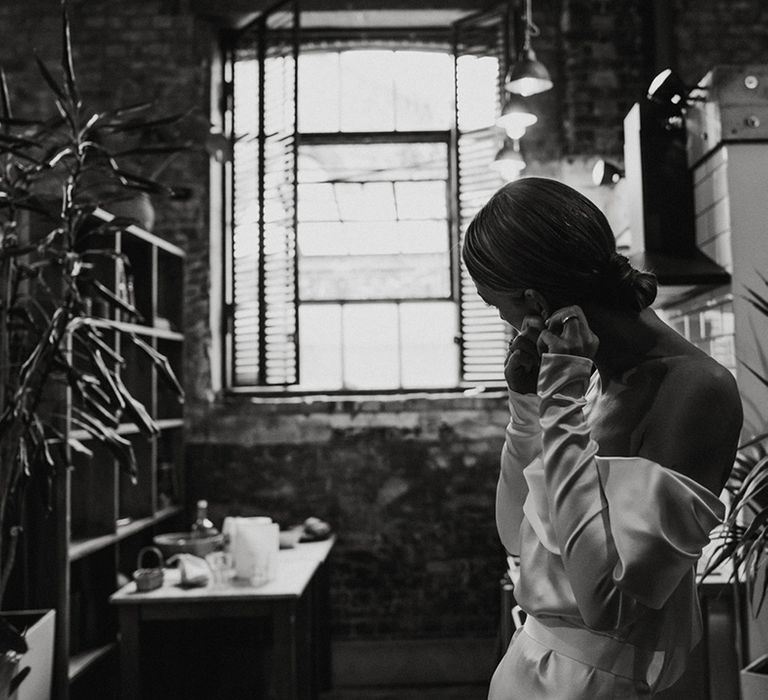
[490,354,725,699]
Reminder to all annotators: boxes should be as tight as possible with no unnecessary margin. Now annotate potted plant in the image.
[701,276,768,700]
[0,2,186,696]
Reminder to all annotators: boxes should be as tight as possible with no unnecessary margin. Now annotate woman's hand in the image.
[537,306,599,360]
[505,315,544,394]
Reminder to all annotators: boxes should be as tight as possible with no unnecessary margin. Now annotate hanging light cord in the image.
[523,0,541,50]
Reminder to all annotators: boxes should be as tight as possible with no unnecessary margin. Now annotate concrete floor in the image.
[320,685,488,700]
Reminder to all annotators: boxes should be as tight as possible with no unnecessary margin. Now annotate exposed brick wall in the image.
[672,0,768,85]
[521,0,651,165]
[186,393,509,639]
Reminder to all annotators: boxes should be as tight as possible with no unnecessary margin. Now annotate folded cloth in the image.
[168,553,211,588]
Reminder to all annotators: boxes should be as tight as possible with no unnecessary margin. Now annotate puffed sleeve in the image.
[536,353,725,629]
[496,390,541,557]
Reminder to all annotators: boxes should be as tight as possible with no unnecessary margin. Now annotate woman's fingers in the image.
[545,306,586,334]
[509,346,537,371]
[505,314,545,394]
[537,305,599,359]
[536,329,561,354]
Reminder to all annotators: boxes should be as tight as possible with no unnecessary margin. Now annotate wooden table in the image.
[110,538,335,700]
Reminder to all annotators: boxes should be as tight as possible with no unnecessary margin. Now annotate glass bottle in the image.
[190,499,218,538]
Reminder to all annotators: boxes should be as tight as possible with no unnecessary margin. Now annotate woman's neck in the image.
[581,303,695,385]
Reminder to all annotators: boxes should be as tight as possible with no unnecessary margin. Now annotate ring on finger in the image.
[562,314,579,326]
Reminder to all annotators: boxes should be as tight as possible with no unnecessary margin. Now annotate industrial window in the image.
[224,2,511,393]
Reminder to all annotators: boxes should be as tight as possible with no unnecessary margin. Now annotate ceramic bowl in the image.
[153,532,225,559]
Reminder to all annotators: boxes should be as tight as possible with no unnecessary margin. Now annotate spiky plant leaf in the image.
[85,328,124,364]
[71,408,136,480]
[130,334,184,399]
[67,436,93,457]
[743,288,768,317]
[112,371,157,436]
[33,55,67,104]
[90,278,142,320]
[0,67,12,127]
[60,0,79,107]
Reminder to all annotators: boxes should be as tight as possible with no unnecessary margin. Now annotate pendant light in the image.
[495,94,538,139]
[646,68,689,114]
[504,0,552,97]
[491,139,526,182]
[644,68,710,131]
[592,159,624,186]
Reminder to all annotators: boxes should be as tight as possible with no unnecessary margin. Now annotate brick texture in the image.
[186,394,509,639]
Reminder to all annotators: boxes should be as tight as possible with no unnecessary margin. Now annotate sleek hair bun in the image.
[603,253,657,311]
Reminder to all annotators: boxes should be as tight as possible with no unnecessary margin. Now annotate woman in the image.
[463,177,742,698]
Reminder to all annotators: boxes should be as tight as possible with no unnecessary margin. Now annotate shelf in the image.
[35,206,186,700]
[116,505,182,539]
[68,533,117,562]
[69,419,184,442]
[69,505,183,561]
[68,642,117,681]
[87,317,184,341]
[92,207,185,257]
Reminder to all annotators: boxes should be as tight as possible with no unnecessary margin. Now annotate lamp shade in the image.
[496,95,538,139]
[504,47,553,96]
[592,159,624,186]
[490,141,526,181]
[646,68,688,113]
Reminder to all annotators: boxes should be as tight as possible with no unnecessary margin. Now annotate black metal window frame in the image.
[223,5,512,396]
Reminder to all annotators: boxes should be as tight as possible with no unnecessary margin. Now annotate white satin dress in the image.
[489,354,725,699]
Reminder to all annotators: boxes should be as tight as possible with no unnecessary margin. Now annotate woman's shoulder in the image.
[659,354,739,405]
[641,354,742,492]
[625,352,739,416]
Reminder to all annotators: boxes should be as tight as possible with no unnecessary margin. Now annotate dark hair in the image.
[462,177,657,312]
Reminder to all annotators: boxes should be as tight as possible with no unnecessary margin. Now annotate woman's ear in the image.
[523,289,550,320]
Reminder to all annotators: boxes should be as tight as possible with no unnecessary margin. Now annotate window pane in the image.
[299,50,454,134]
[343,304,399,389]
[300,253,450,300]
[298,183,339,222]
[393,51,454,130]
[299,304,343,390]
[298,53,340,132]
[397,220,447,254]
[340,51,395,131]
[336,182,396,221]
[299,143,448,182]
[456,55,499,131]
[400,302,459,388]
[394,181,447,219]
[299,222,401,257]
[345,221,400,255]
[298,222,348,257]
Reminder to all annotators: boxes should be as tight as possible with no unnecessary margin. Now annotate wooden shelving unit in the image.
[35,210,187,700]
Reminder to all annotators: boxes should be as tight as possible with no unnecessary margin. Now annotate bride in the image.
[462,177,742,698]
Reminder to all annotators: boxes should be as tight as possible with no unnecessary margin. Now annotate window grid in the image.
[228,12,511,393]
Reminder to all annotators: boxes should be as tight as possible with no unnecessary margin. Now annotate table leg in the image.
[312,558,333,693]
[272,600,299,700]
[118,607,141,700]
